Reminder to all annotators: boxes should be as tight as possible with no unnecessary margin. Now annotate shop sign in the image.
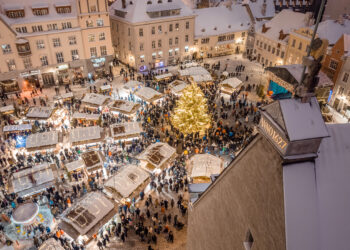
[57,64,69,70]
[91,57,106,67]
[259,116,288,154]
[155,61,164,68]
[20,70,41,77]
[139,65,147,72]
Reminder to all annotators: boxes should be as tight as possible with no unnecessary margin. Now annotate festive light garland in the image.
[171,82,211,135]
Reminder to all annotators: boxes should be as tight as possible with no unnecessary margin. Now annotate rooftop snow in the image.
[194,5,251,38]
[26,106,53,119]
[178,66,210,76]
[81,93,110,106]
[168,80,187,94]
[110,0,194,24]
[110,122,142,139]
[283,123,350,250]
[72,112,100,120]
[134,87,162,102]
[0,0,77,26]
[257,9,310,43]
[137,142,176,169]
[247,0,275,19]
[69,126,101,143]
[190,154,223,179]
[26,131,58,149]
[65,159,85,173]
[221,77,242,89]
[312,20,350,45]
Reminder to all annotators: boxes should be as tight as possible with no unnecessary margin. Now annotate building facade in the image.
[0,0,113,91]
[109,0,195,72]
[253,10,311,67]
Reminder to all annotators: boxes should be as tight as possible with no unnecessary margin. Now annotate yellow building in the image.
[0,0,113,90]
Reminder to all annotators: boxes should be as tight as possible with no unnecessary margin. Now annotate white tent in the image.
[220,77,242,94]
[190,154,223,181]
[104,165,150,198]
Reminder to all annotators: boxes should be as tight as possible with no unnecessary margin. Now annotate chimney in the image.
[122,0,126,9]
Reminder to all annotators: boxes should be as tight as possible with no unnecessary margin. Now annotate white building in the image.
[109,0,196,72]
[0,0,113,90]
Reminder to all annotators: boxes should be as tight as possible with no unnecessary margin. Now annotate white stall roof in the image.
[134,87,162,102]
[221,77,242,89]
[81,93,110,106]
[155,73,172,80]
[124,80,143,91]
[111,122,142,139]
[191,74,212,82]
[108,100,140,114]
[26,106,53,119]
[105,165,149,198]
[55,92,74,100]
[168,80,187,94]
[69,126,101,143]
[137,142,176,169]
[178,66,210,77]
[0,105,14,113]
[39,238,65,250]
[190,154,223,179]
[65,159,85,173]
[72,112,100,120]
[100,85,111,91]
[26,131,58,149]
[3,124,32,132]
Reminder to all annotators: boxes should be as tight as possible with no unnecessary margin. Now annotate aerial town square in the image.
[0,0,349,249]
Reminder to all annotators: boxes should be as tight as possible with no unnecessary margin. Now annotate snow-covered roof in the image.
[108,99,140,114]
[191,74,212,82]
[155,73,172,80]
[69,126,102,143]
[3,124,32,132]
[26,106,53,119]
[168,80,187,94]
[194,5,251,38]
[279,97,329,141]
[54,92,74,100]
[65,159,85,173]
[0,0,77,26]
[26,131,58,149]
[81,93,110,106]
[134,87,163,102]
[0,104,14,113]
[313,20,350,46]
[81,151,104,173]
[100,85,111,91]
[110,122,142,139]
[246,0,275,20]
[178,66,210,76]
[137,142,176,169]
[105,164,150,198]
[190,154,223,179]
[110,0,194,24]
[220,77,242,89]
[257,9,310,43]
[124,80,143,91]
[72,112,100,120]
[283,123,350,250]
[12,163,55,197]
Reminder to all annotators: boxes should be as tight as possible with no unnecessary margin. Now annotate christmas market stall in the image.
[104,164,150,201]
[25,131,60,151]
[58,192,115,243]
[64,159,87,183]
[4,202,54,241]
[0,105,15,116]
[189,154,223,183]
[108,99,140,116]
[9,163,57,198]
[134,87,163,103]
[72,112,100,126]
[99,85,112,96]
[168,80,187,96]
[178,66,212,83]
[2,124,32,139]
[81,93,110,110]
[26,106,53,120]
[110,122,142,141]
[220,77,242,95]
[53,92,74,104]
[81,150,105,175]
[137,142,176,171]
[123,80,143,93]
[155,73,173,83]
[69,126,103,146]
[39,238,65,250]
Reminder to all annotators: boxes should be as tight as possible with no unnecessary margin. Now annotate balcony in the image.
[16,39,31,56]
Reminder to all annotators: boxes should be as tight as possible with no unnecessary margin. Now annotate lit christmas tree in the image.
[171,82,211,135]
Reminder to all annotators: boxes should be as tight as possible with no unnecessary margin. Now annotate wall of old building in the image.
[187,135,286,250]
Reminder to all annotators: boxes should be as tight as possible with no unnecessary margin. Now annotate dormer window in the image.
[158,0,162,3]
[32,4,49,15]
[5,8,25,19]
[147,0,152,4]
[55,4,72,14]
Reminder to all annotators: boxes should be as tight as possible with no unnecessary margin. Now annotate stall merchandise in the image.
[104,164,150,199]
[26,106,53,120]
[110,122,142,140]
[81,93,110,107]
[134,87,163,103]
[220,77,242,95]
[25,131,59,150]
[69,126,102,145]
[58,192,115,241]
[189,154,223,183]
[108,100,140,115]
[10,163,56,198]
[137,142,176,170]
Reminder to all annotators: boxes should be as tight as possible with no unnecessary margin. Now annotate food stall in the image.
[155,73,173,82]
[81,93,110,111]
[26,106,54,120]
[53,92,74,103]
[81,150,105,175]
[104,164,150,201]
[137,142,176,172]
[69,126,103,146]
[72,112,100,126]
[25,131,59,151]
[99,85,112,96]
[110,122,142,141]
[189,154,223,183]
[168,80,187,96]
[134,87,163,104]
[108,100,140,116]
[0,105,15,115]
[2,124,32,139]
[220,77,242,95]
